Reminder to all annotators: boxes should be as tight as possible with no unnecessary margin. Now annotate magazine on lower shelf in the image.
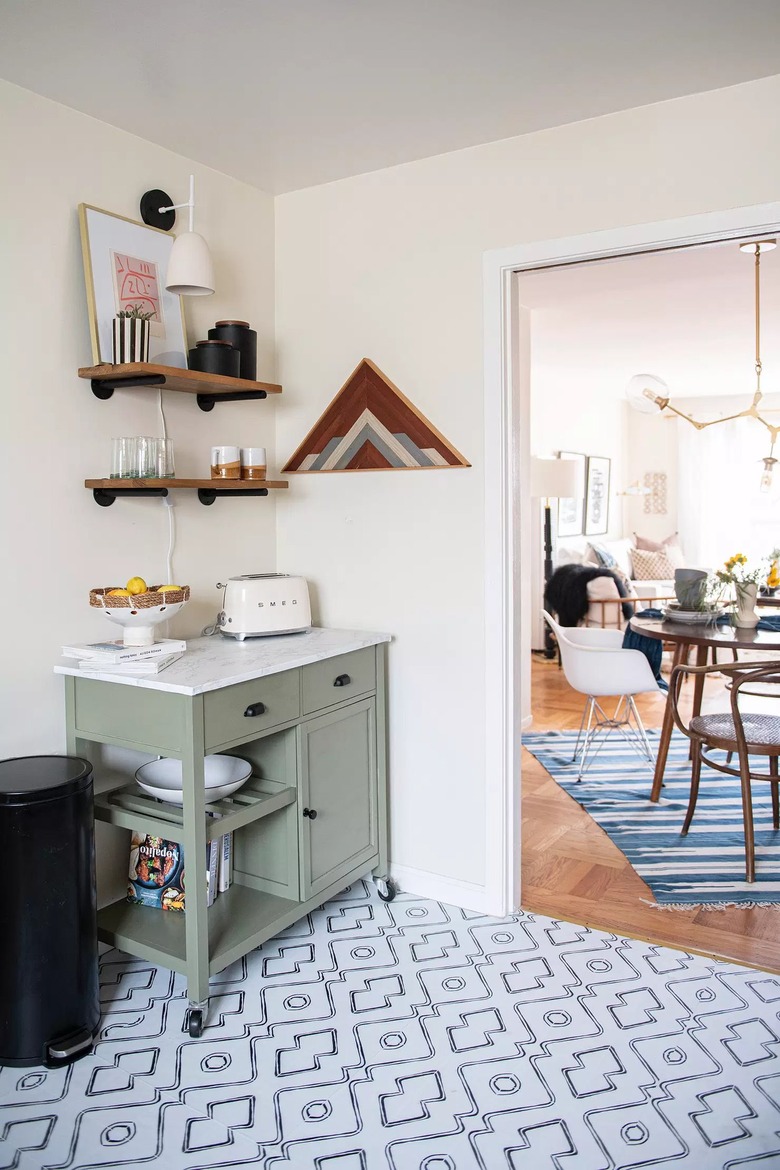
[127,832,223,911]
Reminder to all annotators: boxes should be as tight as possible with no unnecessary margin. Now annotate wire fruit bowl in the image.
[89,585,190,646]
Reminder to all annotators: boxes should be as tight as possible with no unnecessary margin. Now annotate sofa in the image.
[555,535,682,627]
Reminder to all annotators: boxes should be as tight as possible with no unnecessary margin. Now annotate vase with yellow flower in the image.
[716,553,764,628]
[766,549,780,594]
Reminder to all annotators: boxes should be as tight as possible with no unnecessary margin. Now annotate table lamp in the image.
[531,457,581,657]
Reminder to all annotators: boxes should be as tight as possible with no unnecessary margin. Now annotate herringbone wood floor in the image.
[522,654,780,973]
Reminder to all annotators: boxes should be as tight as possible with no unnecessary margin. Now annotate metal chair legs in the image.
[572,693,654,781]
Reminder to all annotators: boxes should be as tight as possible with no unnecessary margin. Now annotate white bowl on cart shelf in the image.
[135,754,252,805]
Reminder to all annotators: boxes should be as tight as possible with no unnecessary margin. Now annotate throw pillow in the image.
[631,547,675,580]
[588,541,617,569]
[634,532,685,570]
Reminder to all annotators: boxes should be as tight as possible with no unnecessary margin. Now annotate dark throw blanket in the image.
[544,564,634,627]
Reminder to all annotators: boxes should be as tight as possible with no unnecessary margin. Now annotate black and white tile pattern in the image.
[2,881,780,1168]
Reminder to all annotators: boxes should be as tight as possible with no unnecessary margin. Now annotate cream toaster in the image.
[217,574,312,639]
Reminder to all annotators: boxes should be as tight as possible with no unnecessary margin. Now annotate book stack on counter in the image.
[61,638,186,675]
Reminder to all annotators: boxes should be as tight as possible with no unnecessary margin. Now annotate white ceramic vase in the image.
[734,582,759,628]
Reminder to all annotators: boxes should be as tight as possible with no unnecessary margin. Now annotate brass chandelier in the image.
[626,240,779,491]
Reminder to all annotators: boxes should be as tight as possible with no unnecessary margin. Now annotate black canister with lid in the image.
[208,320,257,381]
[0,755,100,1067]
[188,339,240,378]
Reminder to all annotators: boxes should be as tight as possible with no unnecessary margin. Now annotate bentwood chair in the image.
[669,658,780,882]
[543,611,659,780]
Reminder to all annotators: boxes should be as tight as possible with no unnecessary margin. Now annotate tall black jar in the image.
[208,321,257,381]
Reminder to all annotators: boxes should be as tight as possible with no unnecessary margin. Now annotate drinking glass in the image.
[110,437,137,479]
[155,439,175,478]
[136,436,157,479]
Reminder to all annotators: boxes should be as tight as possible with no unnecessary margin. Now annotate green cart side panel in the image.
[73,677,185,753]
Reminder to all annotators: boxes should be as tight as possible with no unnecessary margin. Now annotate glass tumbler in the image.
[110,437,137,479]
[136,437,157,479]
[155,439,175,478]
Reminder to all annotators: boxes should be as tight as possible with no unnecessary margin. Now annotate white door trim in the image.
[482,201,780,919]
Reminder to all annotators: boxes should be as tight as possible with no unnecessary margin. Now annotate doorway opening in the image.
[482,203,780,962]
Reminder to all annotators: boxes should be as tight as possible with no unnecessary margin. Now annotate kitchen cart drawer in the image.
[301,647,376,714]
[204,670,300,748]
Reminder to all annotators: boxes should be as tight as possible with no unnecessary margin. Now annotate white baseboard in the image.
[389,862,493,914]
[521,713,533,730]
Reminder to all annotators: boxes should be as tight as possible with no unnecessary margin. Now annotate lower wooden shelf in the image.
[85,478,288,506]
[98,884,299,974]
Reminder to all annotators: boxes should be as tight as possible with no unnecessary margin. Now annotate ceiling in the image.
[1,0,779,193]
[519,239,780,401]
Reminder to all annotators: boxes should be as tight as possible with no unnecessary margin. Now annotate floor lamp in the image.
[531,457,581,658]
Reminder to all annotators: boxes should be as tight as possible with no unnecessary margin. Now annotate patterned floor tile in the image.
[2,880,780,1169]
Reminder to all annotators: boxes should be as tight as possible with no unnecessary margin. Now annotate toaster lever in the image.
[333,674,351,687]
[244,702,266,717]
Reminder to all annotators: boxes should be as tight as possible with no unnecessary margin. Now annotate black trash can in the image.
[0,756,100,1067]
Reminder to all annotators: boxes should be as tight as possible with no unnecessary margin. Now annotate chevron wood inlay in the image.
[281,358,470,473]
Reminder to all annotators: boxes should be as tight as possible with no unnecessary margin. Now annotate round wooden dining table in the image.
[629,614,780,801]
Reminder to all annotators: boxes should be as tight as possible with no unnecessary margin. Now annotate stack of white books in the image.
[61,638,186,675]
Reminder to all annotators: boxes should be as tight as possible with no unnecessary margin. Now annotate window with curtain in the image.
[677,416,780,571]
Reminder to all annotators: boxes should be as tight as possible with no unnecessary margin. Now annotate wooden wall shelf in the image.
[85,478,289,506]
[79,362,283,412]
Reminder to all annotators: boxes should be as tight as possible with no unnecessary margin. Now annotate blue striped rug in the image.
[523,729,780,908]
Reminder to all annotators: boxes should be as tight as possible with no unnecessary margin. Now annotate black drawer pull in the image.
[243,702,266,717]
[302,807,318,820]
[333,674,351,687]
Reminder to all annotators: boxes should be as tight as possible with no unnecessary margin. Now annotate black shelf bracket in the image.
[90,374,166,401]
[93,487,169,507]
[197,487,269,506]
[196,389,268,412]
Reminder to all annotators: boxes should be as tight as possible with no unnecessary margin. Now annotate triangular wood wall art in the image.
[281,358,471,473]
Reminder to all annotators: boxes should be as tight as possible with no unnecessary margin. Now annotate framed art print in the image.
[556,450,586,537]
[78,204,188,366]
[585,455,611,535]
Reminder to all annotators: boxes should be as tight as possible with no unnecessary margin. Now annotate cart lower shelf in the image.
[98,883,300,975]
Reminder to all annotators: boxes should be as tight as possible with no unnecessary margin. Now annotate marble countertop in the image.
[54,628,391,696]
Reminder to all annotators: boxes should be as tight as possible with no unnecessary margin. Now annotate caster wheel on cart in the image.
[375,876,398,902]
[187,1008,204,1038]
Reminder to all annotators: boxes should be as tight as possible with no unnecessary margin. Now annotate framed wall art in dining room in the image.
[555,450,586,537]
[585,455,611,535]
[78,204,188,367]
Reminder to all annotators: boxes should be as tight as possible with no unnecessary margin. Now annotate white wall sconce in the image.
[140,175,215,296]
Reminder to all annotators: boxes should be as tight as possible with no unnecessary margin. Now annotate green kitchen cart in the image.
[57,630,393,1037]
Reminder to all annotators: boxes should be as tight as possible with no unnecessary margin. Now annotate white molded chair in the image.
[543,610,659,779]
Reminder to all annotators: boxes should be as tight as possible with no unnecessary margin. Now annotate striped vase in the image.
[112,317,150,364]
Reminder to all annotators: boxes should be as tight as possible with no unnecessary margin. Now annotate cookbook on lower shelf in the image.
[127,830,233,911]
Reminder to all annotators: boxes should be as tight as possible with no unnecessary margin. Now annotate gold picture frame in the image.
[78,204,188,367]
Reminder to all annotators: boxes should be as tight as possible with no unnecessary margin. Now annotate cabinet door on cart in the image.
[298,698,378,900]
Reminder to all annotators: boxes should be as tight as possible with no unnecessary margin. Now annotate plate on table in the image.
[663,604,720,625]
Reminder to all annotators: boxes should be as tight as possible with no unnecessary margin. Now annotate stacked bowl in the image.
[135,755,252,805]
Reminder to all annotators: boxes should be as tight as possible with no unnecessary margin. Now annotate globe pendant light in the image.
[626,240,779,490]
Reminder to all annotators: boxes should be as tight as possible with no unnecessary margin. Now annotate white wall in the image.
[625,411,679,541]
[275,75,780,907]
[0,79,277,762]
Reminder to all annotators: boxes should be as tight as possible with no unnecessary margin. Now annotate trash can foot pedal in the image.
[46,1027,94,1067]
